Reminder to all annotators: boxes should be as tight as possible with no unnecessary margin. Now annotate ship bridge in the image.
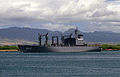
[63,28,86,46]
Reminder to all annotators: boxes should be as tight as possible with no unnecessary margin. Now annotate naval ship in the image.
[18,28,101,52]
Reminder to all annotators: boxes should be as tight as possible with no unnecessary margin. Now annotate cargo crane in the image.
[38,33,48,46]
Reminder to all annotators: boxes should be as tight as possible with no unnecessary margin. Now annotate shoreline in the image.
[0,49,120,52]
[104,49,120,51]
[0,50,18,52]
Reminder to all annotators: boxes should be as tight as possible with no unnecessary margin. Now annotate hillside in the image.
[0,27,120,43]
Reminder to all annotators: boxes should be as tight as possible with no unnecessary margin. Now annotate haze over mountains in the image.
[0,27,120,42]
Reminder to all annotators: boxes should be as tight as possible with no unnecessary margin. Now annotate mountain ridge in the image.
[0,27,120,42]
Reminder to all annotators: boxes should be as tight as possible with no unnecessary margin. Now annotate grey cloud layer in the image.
[0,0,120,32]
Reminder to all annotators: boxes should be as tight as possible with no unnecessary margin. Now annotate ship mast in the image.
[75,27,78,39]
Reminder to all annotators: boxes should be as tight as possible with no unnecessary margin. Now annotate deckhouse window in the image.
[78,35,83,38]
[78,35,81,38]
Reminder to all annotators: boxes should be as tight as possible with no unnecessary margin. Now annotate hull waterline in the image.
[18,45,101,53]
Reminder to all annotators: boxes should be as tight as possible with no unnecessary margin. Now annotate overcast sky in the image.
[0,0,120,32]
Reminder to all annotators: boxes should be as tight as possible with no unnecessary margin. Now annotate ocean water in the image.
[0,51,120,77]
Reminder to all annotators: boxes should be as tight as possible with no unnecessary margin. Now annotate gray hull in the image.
[18,45,101,53]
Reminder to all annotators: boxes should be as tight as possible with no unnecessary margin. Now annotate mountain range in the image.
[0,27,120,42]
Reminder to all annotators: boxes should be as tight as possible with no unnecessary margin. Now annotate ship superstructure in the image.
[38,28,86,47]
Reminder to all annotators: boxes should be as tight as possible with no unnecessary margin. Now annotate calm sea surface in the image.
[0,51,120,77]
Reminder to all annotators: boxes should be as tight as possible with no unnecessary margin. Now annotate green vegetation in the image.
[0,46,18,50]
[1,44,120,50]
[101,44,120,50]
[88,44,120,50]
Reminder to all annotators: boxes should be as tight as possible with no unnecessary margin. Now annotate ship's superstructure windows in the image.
[77,34,83,41]
[75,28,85,45]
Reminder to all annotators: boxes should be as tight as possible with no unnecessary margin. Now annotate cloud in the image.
[40,23,76,32]
[85,21,120,33]
[0,0,119,32]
